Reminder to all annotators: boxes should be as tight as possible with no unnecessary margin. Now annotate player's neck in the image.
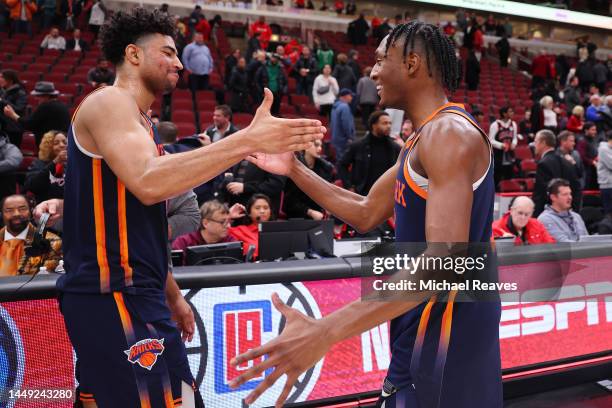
[402,89,448,130]
[114,74,156,113]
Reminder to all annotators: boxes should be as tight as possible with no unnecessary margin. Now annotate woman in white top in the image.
[540,95,559,131]
[89,0,107,36]
[312,64,339,118]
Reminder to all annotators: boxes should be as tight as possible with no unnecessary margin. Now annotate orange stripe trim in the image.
[414,102,464,131]
[113,292,135,342]
[164,387,174,408]
[139,391,152,408]
[413,295,437,354]
[437,289,457,357]
[117,181,133,287]
[402,135,428,199]
[93,159,110,293]
[79,397,95,401]
[80,393,93,397]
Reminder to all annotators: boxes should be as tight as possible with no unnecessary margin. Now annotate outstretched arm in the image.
[79,87,324,205]
[232,117,485,407]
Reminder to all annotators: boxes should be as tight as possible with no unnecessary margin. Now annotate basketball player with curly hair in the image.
[56,7,324,408]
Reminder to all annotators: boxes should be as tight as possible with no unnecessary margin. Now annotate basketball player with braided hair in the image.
[229,21,502,408]
[56,7,324,408]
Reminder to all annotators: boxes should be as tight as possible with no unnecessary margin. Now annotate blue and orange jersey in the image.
[389,103,502,407]
[58,89,169,304]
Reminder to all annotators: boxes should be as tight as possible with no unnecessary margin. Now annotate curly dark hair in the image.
[100,7,177,66]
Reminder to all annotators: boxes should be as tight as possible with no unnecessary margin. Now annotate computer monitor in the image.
[170,250,184,266]
[259,219,334,261]
[185,242,244,266]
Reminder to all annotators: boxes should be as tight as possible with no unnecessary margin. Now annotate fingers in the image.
[231,342,272,367]
[275,377,296,408]
[271,292,292,318]
[229,355,277,389]
[283,118,322,128]
[290,126,326,136]
[244,367,284,405]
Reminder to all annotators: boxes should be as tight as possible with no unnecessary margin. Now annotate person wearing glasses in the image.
[171,200,245,252]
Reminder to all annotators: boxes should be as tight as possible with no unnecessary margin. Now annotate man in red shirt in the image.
[492,196,555,245]
[250,16,272,50]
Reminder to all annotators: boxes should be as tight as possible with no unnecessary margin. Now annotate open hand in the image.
[229,203,246,219]
[169,296,195,342]
[246,151,297,176]
[33,199,64,227]
[229,293,331,407]
[226,182,244,195]
[244,88,326,154]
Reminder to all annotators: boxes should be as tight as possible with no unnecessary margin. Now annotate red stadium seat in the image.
[172,110,195,123]
[176,122,196,137]
[498,179,524,192]
[172,99,193,111]
[520,159,537,176]
[290,94,310,106]
[514,145,533,161]
[197,100,217,112]
[20,132,38,155]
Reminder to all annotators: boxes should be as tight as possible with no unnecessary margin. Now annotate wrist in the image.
[287,155,303,179]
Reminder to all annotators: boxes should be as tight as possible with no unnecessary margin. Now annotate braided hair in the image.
[385,21,460,92]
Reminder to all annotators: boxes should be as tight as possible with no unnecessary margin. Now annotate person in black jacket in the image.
[338,111,400,195]
[495,34,510,68]
[247,50,266,104]
[228,57,249,113]
[0,69,27,147]
[24,130,67,203]
[348,13,368,45]
[532,129,582,216]
[254,54,287,115]
[332,53,357,91]
[284,139,334,219]
[224,49,241,86]
[293,46,318,97]
[65,28,90,51]
[2,82,70,146]
[465,50,480,90]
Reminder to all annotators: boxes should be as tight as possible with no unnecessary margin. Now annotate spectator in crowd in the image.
[0,134,22,199]
[533,129,582,216]
[557,130,585,189]
[284,139,334,220]
[566,105,585,134]
[470,20,484,57]
[224,49,241,86]
[246,32,261,63]
[195,12,211,40]
[331,88,355,161]
[2,82,70,146]
[0,194,62,276]
[338,111,399,195]
[347,50,361,84]
[228,57,249,113]
[597,131,612,215]
[167,188,201,243]
[312,64,339,118]
[40,27,66,50]
[599,211,612,235]
[518,109,534,143]
[576,122,600,189]
[87,57,115,88]
[531,50,551,89]
[484,14,497,35]
[333,53,357,92]
[24,130,67,202]
[385,108,404,139]
[172,200,244,252]
[250,16,272,50]
[205,105,239,143]
[348,13,368,45]
[576,57,594,93]
[489,106,518,185]
[334,0,344,15]
[455,9,467,31]
[6,0,37,36]
[88,0,107,37]
[604,95,612,116]
[0,69,27,146]
[593,59,609,95]
[563,76,582,115]
[586,94,605,124]
[157,121,179,145]
[373,17,392,44]
[219,154,286,214]
[537,179,588,242]
[465,50,480,90]
[502,16,513,38]
[182,32,213,92]
[294,46,318,97]
[345,0,356,15]
[228,193,273,259]
[188,4,203,33]
[66,28,89,52]
[399,119,413,142]
[495,34,510,68]
[39,0,57,29]
[316,42,335,72]
[319,0,329,11]
[492,196,555,245]
[356,66,378,129]
[540,95,559,132]
[247,50,266,103]
[255,53,287,116]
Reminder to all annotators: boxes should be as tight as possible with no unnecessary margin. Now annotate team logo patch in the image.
[124,338,165,370]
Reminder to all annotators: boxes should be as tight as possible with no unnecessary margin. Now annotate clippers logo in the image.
[125,338,165,370]
[0,305,25,408]
[213,301,272,393]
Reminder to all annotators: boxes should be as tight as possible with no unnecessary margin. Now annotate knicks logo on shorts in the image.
[124,338,165,370]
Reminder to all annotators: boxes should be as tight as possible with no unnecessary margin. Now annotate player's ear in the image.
[404,51,420,76]
[124,44,141,65]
